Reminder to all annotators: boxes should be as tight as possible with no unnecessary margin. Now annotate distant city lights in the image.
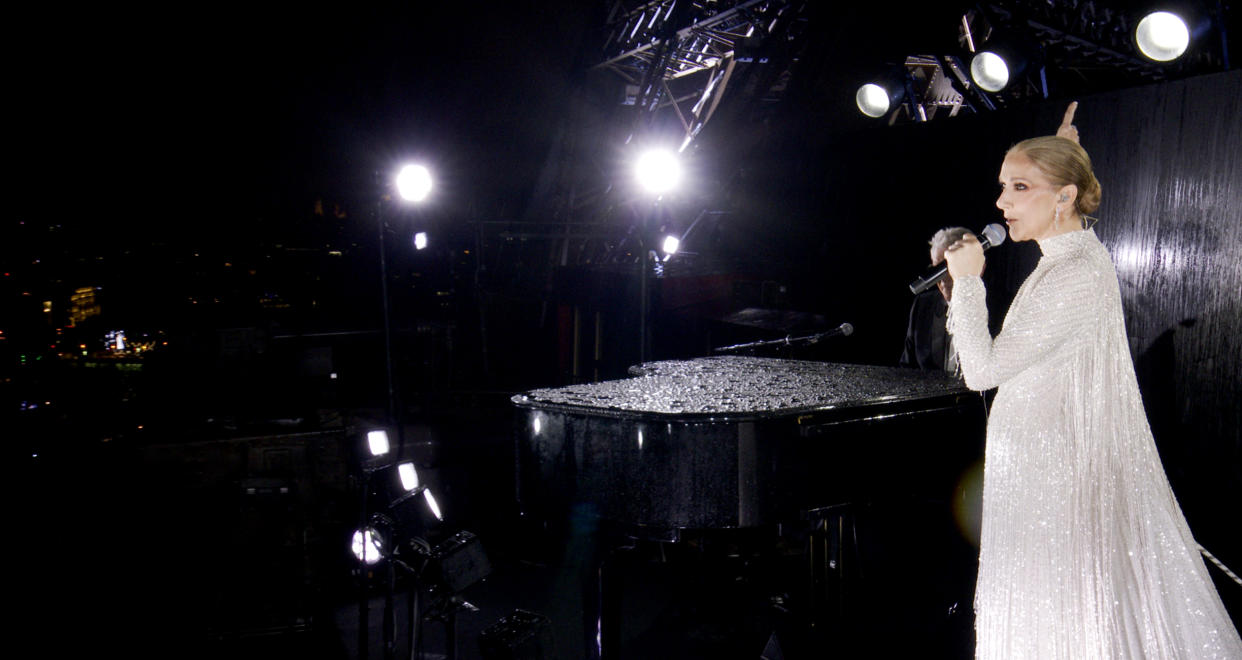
[105,330,128,353]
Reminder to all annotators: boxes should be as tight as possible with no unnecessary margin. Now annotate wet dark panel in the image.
[1075,71,1242,560]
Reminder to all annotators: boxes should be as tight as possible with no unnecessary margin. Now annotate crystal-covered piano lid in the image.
[513,356,984,532]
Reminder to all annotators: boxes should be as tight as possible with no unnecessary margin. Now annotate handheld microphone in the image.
[908,223,1007,295]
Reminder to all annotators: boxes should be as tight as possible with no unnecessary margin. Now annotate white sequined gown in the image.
[947,228,1242,659]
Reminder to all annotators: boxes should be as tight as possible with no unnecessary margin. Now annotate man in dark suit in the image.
[900,226,971,374]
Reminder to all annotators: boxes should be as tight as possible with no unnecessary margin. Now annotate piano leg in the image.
[590,548,623,660]
[806,504,860,637]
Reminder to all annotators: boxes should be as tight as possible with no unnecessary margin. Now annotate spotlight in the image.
[661,235,680,256]
[424,488,444,522]
[398,461,420,491]
[1135,11,1190,61]
[413,231,428,250]
[855,83,893,118]
[382,462,444,530]
[367,429,390,457]
[634,149,682,194]
[969,36,1039,93]
[396,164,433,202]
[352,525,387,565]
[970,51,1011,92]
[854,68,906,119]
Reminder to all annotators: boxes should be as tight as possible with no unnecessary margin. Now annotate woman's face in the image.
[995,151,1069,242]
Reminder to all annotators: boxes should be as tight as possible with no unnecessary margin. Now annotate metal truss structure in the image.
[595,0,810,148]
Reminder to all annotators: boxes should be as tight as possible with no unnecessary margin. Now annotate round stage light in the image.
[413,231,428,251]
[351,527,385,565]
[970,51,1011,92]
[635,149,682,194]
[396,164,433,202]
[1136,11,1190,61]
[855,83,891,118]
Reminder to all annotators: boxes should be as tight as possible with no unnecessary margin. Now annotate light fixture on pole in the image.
[632,148,683,363]
[353,457,449,660]
[363,160,433,660]
[377,163,435,440]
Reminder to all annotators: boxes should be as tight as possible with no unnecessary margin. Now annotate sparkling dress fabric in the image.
[948,228,1242,659]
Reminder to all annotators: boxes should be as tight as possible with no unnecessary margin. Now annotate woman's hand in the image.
[1056,101,1079,143]
[945,233,985,279]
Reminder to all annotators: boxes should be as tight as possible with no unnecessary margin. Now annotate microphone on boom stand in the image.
[712,322,854,354]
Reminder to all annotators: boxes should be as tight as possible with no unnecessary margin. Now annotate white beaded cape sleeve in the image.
[947,228,1242,659]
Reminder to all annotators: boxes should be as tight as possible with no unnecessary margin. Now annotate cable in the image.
[1199,544,1242,588]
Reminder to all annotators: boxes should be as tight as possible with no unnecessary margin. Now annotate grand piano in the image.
[512,356,987,658]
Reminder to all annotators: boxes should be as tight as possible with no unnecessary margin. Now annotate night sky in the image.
[13,3,600,238]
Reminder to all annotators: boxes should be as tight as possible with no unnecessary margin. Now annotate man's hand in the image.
[1056,101,1079,144]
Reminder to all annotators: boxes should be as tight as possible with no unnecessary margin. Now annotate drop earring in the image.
[1054,204,1062,229]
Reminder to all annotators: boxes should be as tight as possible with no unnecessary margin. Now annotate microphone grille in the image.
[981,223,1007,247]
[839,322,854,336]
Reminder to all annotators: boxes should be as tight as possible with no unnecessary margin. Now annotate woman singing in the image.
[943,106,1242,659]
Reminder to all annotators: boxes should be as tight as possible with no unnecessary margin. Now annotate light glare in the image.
[970,51,1011,92]
[1136,12,1190,61]
[413,231,428,250]
[855,83,891,118]
[398,462,419,491]
[635,149,682,194]
[367,430,390,457]
[396,164,433,202]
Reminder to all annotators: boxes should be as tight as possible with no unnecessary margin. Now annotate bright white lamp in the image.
[635,149,682,194]
[855,83,892,118]
[970,51,1011,92]
[1135,11,1190,61]
[396,164,433,202]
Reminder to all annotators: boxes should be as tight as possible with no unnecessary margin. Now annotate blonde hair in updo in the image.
[1008,136,1102,215]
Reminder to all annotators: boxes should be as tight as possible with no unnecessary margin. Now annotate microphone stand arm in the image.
[713,329,841,354]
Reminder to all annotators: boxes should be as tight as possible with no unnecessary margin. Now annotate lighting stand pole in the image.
[358,486,370,660]
[638,201,659,364]
[377,196,399,432]
[384,558,397,660]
